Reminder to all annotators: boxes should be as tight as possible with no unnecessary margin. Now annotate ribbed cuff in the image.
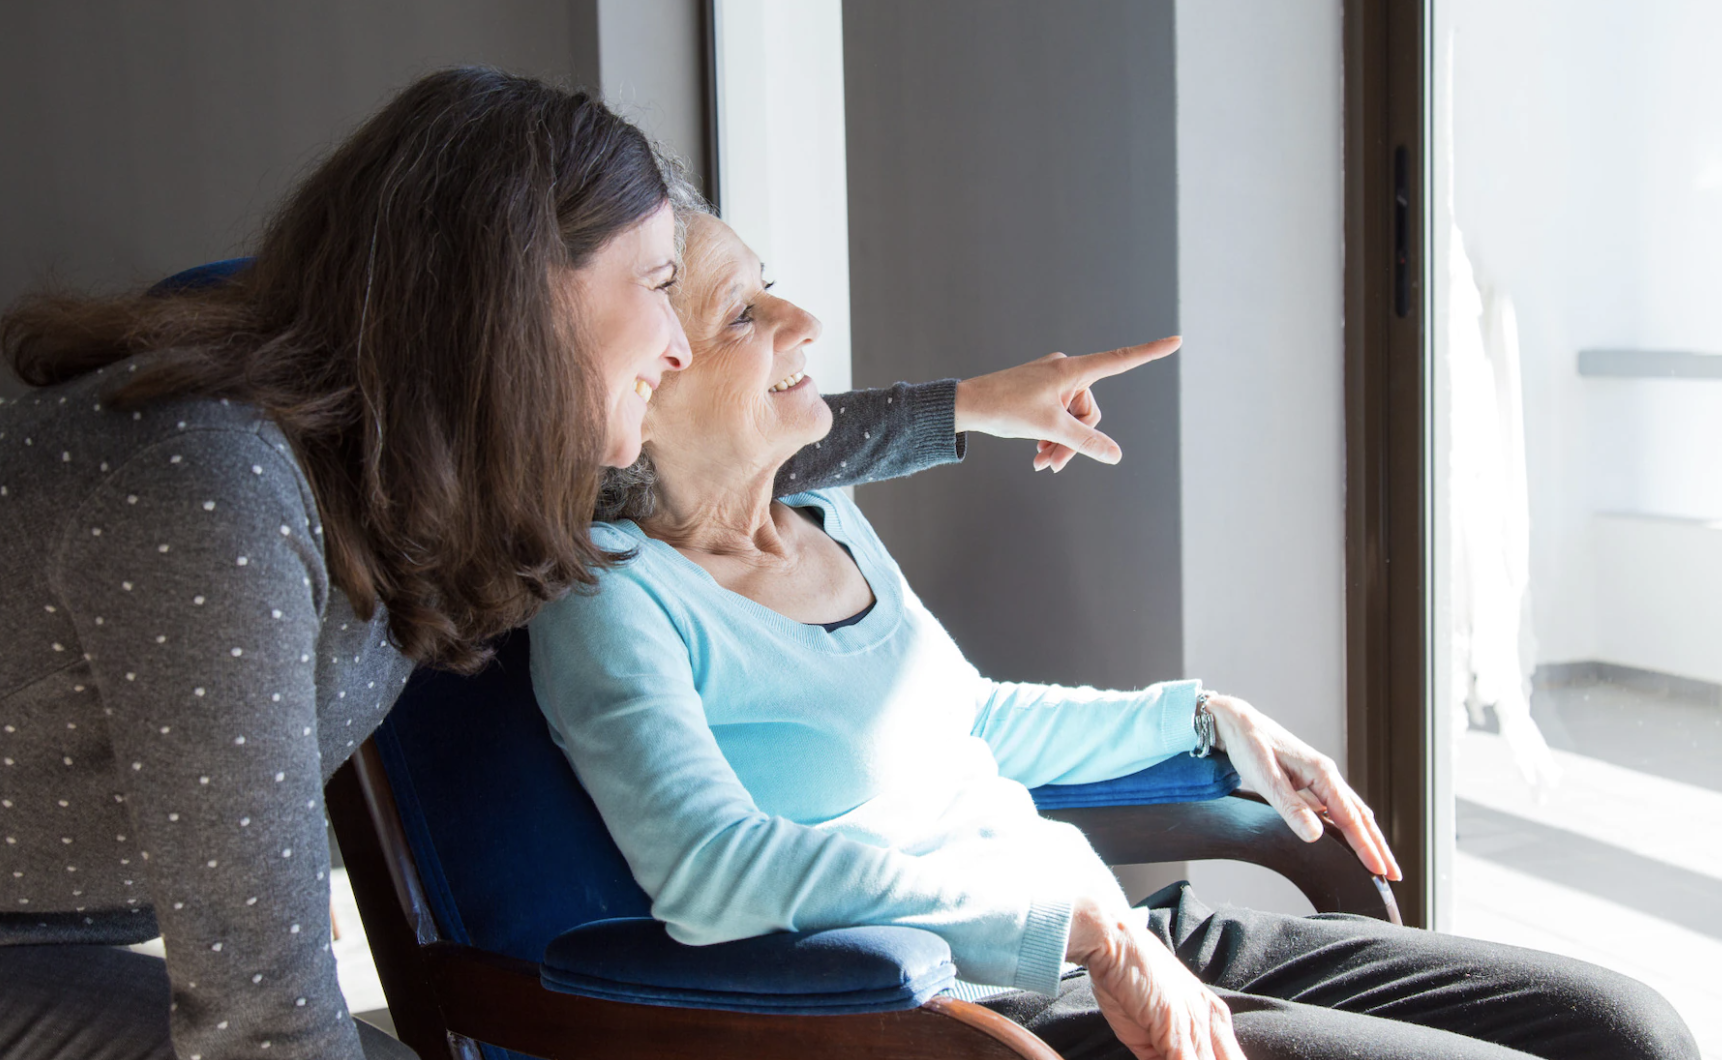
[1155,678,1203,755]
[1012,896,1074,996]
[901,378,965,466]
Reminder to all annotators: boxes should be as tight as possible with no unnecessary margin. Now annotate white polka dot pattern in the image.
[1,375,415,1060]
[773,380,960,494]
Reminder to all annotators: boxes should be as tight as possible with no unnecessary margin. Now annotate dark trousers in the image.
[982,883,1699,1060]
[0,945,416,1060]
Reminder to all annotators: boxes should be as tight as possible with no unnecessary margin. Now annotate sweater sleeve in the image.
[970,679,1203,790]
[528,564,1070,995]
[53,428,362,1060]
[774,380,966,495]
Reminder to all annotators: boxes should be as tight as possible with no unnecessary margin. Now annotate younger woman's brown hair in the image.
[1,67,670,672]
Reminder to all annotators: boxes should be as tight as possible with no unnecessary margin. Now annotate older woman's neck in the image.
[642,462,793,558]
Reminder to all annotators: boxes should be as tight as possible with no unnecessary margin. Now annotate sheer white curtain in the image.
[1445,224,1559,789]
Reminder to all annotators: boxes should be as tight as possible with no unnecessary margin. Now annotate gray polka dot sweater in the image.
[0,360,960,1060]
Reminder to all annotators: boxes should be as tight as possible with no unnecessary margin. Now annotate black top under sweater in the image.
[0,357,963,1060]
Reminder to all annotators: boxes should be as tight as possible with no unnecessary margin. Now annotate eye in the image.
[653,266,680,293]
[729,282,774,327]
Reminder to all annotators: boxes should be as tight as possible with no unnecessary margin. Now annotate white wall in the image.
[713,0,851,395]
[1441,0,1722,670]
[1593,514,1722,684]
[1175,0,1346,915]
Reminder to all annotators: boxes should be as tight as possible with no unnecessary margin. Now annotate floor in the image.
[329,864,395,1038]
[1453,675,1722,1059]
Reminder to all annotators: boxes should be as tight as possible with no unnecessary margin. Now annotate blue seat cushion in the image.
[541,918,956,1015]
[1028,752,1239,810]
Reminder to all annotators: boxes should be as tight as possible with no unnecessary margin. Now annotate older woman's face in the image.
[568,202,693,468]
[644,214,831,471]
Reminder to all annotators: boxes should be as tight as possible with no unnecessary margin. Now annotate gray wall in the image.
[596,0,707,180]
[0,0,705,398]
[844,1,1183,691]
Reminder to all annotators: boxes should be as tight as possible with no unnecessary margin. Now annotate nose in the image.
[662,312,692,371]
[790,304,822,349]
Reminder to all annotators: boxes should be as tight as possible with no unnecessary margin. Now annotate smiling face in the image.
[643,213,832,481]
[565,202,693,468]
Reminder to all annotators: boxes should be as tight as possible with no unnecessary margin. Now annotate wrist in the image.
[953,372,1012,436]
[953,377,980,433]
[1064,894,1138,968]
[1200,692,1248,754]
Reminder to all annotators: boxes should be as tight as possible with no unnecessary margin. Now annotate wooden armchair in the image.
[327,632,1397,1060]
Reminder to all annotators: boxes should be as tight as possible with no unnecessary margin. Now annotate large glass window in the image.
[1431,5,1722,1054]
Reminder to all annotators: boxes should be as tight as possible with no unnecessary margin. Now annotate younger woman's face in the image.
[569,202,692,467]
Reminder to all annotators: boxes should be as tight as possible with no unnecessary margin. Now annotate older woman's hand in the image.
[954,337,1181,472]
[1067,897,1246,1060]
[1203,693,1402,881]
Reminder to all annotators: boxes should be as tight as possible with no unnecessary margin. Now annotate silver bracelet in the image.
[1192,690,1216,758]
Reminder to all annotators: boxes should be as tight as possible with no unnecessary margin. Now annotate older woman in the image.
[528,212,1697,1060]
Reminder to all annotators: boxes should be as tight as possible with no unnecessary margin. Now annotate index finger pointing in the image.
[1071,335,1183,385]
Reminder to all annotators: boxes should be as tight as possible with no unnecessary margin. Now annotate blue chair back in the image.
[147,257,252,296]
[374,630,651,964]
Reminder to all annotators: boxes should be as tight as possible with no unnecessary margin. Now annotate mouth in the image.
[634,378,655,403]
[768,369,807,393]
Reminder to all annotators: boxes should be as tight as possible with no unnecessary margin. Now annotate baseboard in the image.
[1534,661,1722,705]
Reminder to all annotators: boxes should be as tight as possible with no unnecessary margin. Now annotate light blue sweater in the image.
[529,489,1200,995]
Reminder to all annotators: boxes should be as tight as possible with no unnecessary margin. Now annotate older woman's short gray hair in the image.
[661,146,714,248]
[595,145,713,524]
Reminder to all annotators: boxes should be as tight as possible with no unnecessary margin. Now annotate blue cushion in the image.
[1028,752,1239,810]
[147,257,252,296]
[541,918,956,1015]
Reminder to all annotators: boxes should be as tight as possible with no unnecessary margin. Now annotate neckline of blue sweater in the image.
[598,489,908,655]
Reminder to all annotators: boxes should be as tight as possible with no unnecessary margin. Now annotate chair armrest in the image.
[1044,792,1401,924]
[540,918,955,1015]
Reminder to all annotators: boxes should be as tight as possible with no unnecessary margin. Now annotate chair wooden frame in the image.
[328,740,1399,1060]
